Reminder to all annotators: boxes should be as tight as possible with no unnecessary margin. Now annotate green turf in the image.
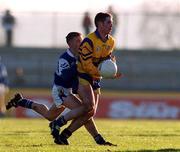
[0,118,180,152]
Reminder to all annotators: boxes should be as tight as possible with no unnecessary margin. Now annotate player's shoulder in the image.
[107,34,115,47]
[80,33,94,48]
[87,32,98,41]
[87,32,95,38]
[59,49,76,65]
[59,50,71,59]
[58,51,69,61]
[60,49,68,56]
[108,34,115,42]
[109,34,115,40]
[88,32,115,43]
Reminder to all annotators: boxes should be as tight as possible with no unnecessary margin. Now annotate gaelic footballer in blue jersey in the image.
[6,32,83,122]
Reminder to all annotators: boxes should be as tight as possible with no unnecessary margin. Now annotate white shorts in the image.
[51,85,72,108]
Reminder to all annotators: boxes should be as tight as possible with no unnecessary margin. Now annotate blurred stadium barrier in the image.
[1,47,180,91]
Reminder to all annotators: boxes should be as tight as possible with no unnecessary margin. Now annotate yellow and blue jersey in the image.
[77,30,115,79]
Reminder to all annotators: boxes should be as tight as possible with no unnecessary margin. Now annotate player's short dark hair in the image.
[94,12,111,27]
[66,32,81,44]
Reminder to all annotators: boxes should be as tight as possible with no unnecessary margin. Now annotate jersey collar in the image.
[95,29,109,42]
[67,49,75,58]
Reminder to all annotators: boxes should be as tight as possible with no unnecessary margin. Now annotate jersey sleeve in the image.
[79,38,100,77]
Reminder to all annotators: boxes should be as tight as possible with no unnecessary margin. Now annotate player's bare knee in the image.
[88,108,96,117]
[84,103,95,114]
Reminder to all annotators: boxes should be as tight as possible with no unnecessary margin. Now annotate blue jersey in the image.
[53,49,78,89]
[0,62,8,86]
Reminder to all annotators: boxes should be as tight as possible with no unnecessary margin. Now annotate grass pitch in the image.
[0,118,180,152]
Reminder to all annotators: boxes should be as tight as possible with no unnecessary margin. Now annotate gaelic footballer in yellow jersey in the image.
[78,29,115,80]
[50,13,117,146]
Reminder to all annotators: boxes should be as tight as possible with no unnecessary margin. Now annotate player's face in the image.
[70,35,83,53]
[102,17,113,35]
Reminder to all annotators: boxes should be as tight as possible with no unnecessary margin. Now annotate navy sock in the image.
[94,134,106,144]
[56,116,67,127]
[18,99,33,109]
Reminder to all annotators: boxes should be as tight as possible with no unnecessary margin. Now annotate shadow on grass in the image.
[0,130,48,136]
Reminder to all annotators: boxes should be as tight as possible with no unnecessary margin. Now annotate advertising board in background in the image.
[7,89,180,119]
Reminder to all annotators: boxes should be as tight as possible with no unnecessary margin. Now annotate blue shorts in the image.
[78,72,101,94]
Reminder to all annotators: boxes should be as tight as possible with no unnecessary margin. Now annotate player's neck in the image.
[69,48,78,57]
[98,29,108,42]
